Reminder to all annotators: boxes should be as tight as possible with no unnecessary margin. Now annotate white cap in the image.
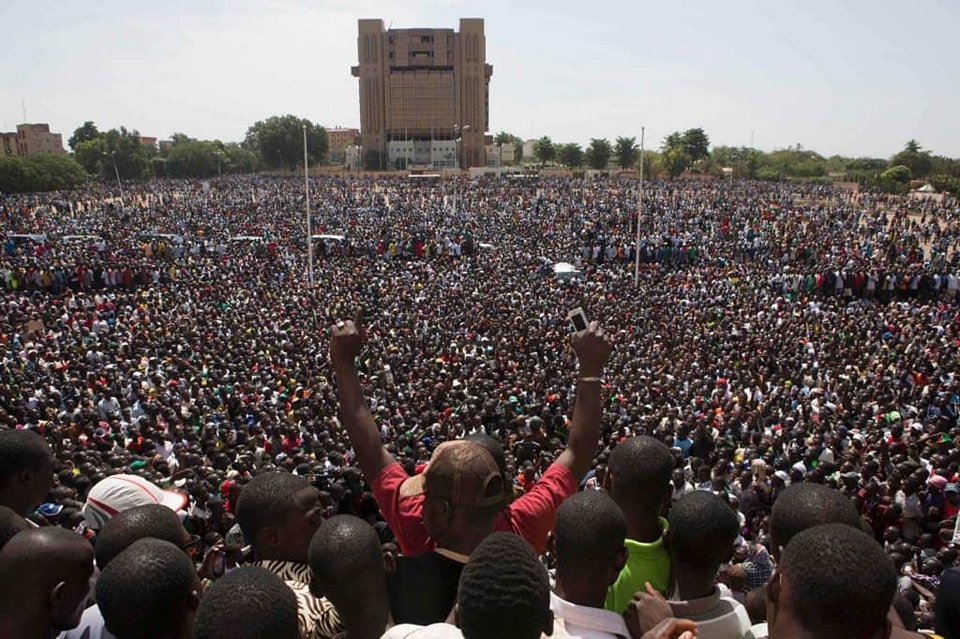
[83,474,188,530]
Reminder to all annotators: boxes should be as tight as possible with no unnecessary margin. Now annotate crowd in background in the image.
[1,175,960,638]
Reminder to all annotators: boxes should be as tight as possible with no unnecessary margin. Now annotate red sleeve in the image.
[370,462,435,556]
[497,462,578,554]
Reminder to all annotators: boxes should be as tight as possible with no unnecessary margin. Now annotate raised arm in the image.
[330,319,395,481]
[556,321,613,480]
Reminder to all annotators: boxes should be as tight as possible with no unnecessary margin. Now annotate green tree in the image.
[166,139,220,178]
[244,115,328,170]
[681,128,711,164]
[223,143,261,174]
[100,127,151,180]
[881,165,912,183]
[585,138,612,170]
[534,136,556,167]
[845,157,888,173]
[68,121,100,152]
[74,138,105,175]
[890,140,932,178]
[614,136,639,170]
[661,132,690,176]
[0,155,87,192]
[557,143,584,168]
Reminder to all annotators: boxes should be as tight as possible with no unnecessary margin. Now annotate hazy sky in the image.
[2,0,957,158]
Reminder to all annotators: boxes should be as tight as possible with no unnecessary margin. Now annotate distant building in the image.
[352,18,492,169]
[327,127,361,155]
[0,123,65,157]
[139,136,158,148]
[522,139,537,161]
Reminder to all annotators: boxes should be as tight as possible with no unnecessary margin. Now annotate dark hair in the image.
[769,483,861,555]
[309,514,383,586]
[780,523,896,637]
[96,538,197,639]
[892,592,917,632]
[235,472,310,548]
[0,505,28,551]
[607,436,673,510]
[668,491,739,572]
[94,504,186,570]
[465,433,507,475]
[0,429,52,482]
[554,491,625,576]
[194,566,299,639]
[458,533,550,639]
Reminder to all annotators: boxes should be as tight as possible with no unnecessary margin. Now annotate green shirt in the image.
[604,518,671,614]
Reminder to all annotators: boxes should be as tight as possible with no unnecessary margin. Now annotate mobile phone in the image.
[567,307,589,332]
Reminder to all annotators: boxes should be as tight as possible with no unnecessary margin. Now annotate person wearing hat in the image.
[82,474,188,532]
[386,440,506,625]
[329,315,613,557]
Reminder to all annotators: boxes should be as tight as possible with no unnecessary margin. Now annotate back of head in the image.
[458,532,551,639]
[779,523,895,638]
[96,538,199,639]
[236,471,310,550]
[607,436,673,513]
[770,483,861,558]
[194,566,299,639]
[94,504,187,570]
[309,514,384,604]
[554,491,625,578]
[465,433,507,476]
[0,527,94,630]
[0,429,53,515]
[415,441,506,527]
[0,504,29,550]
[668,491,739,574]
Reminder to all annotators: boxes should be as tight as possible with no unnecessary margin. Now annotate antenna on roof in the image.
[21,99,27,123]
[387,20,393,30]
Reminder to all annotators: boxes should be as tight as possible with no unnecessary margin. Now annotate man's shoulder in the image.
[382,624,463,639]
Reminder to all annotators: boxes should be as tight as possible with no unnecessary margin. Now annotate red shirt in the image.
[372,460,578,556]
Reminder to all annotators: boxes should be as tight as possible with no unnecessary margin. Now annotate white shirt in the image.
[668,587,752,639]
[550,592,630,639]
[382,623,464,639]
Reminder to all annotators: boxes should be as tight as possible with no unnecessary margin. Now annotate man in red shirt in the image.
[329,315,612,556]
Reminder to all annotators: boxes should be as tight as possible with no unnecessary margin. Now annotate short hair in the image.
[780,523,896,637]
[309,514,383,586]
[96,539,198,639]
[0,429,53,482]
[554,491,625,576]
[458,533,550,639]
[668,491,739,572]
[194,566,299,639]
[0,505,28,550]
[236,472,310,547]
[465,433,507,475]
[608,436,673,509]
[94,504,187,570]
[770,483,861,555]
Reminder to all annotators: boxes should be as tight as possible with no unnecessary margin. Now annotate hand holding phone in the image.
[568,307,589,332]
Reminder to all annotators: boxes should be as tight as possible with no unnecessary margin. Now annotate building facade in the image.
[352,18,492,170]
[327,127,361,154]
[13,123,65,156]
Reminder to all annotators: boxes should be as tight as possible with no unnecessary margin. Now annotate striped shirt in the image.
[254,560,342,639]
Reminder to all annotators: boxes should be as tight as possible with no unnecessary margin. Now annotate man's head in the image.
[769,482,861,561]
[96,538,201,639]
[236,471,323,563]
[82,474,188,531]
[399,441,505,548]
[0,527,94,634]
[605,436,673,516]
[668,491,739,580]
[0,504,29,550]
[553,491,626,606]
[194,566,299,639]
[770,523,896,639]
[457,532,552,639]
[94,503,194,571]
[0,429,54,516]
[309,514,390,633]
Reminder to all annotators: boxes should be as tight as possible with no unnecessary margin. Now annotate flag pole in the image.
[634,126,645,287]
[304,124,314,287]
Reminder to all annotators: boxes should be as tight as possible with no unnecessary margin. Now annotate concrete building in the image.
[352,18,492,170]
[0,123,65,157]
[522,139,538,162]
[327,127,361,154]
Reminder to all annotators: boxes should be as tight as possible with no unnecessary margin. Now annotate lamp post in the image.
[633,127,645,287]
[216,150,223,179]
[453,124,471,216]
[303,124,314,288]
[103,152,124,211]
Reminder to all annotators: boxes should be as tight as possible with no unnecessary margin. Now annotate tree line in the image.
[495,129,960,194]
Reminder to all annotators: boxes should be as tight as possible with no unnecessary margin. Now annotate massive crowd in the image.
[1,174,960,639]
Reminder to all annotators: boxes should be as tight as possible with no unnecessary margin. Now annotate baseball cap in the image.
[399,441,505,511]
[946,483,959,494]
[83,474,188,530]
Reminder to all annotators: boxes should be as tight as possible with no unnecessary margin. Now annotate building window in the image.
[420,35,432,43]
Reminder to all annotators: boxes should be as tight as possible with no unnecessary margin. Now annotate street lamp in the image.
[453,124,471,170]
[216,150,223,178]
[102,152,124,211]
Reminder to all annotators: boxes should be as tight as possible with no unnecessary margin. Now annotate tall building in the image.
[8,123,66,156]
[352,18,492,170]
[326,127,361,154]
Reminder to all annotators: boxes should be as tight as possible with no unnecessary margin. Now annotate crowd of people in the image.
[1,174,960,638]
